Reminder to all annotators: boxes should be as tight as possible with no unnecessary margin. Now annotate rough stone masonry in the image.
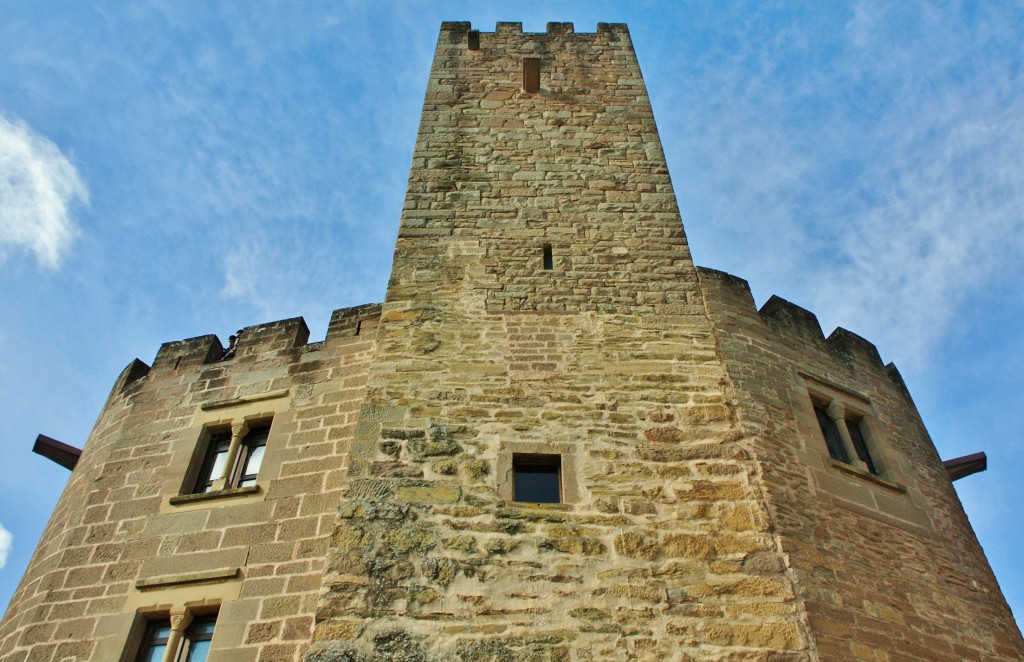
[1,21,1022,662]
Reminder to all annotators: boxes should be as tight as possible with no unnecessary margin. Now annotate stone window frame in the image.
[496,441,579,505]
[123,605,220,662]
[97,569,244,661]
[802,376,904,492]
[165,390,292,509]
[797,373,938,536]
[185,418,272,496]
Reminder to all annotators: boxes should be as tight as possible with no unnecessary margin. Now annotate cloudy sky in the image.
[1,1,1022,626]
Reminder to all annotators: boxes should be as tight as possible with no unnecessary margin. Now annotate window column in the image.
[825,401,869,473]
[160,609,188,662]
[210,422,247,492]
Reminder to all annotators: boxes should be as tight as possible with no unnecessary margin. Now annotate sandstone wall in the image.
[0,304,381,662]
[309,23,811,661]
[698,267,1024,661]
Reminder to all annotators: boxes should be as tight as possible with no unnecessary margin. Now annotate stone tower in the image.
[1,21,1022,662]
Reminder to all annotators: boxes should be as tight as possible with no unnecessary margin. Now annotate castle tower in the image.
[309,20,811,659]
[1,21,1021,662]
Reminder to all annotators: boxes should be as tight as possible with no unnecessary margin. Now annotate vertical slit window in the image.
[542,243,553,270]
[846,418,877,475]
[523,58,540,93]
[814,405,848,463]
[467,29,480,50]
[181,614,217,662]
[235,425,269,488]
[194,431,231,494]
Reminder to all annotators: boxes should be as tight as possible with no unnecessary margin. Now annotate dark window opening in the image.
[191,421,271,494]
[181,614,217,662]
[134,613,217,662]
[513,453,561,503]
[814,405,848,463]
[467,29,480,50]
[135,619,171,662]
[542,243,553,270]
[846,417,877,475]
[523,58,540,93]
[234,425,269,488]
[193,431,232,494]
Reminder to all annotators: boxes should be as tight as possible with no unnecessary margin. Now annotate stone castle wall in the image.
[2,20,1022,662]
[698,268,1024,661]
[309,22,811,660]
[0,304,382,661]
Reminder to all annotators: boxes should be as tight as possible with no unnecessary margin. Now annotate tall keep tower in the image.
[1,21,1021,662]
[311,20,806,659]
[309,21,1023,660]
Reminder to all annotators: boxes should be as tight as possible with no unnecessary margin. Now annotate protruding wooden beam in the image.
[943,451,987,482]
[33,434,81,471]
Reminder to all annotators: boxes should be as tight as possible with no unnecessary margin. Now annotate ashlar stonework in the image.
[1,21,1021,662]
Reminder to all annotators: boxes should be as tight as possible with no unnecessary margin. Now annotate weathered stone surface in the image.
[4,20,1023,662]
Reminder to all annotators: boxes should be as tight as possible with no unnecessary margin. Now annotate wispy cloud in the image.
[811,1,1024,366]
[660,2,1024,369]
[0,114,87,269]
[221,229,391,339]
[0,522,11,570]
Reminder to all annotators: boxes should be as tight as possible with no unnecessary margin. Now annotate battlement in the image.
[697,267,897,385]
[5,20,1021,662]
[90,302,385,405]
[439,21,629,37]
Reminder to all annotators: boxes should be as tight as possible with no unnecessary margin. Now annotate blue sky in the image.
[2,1,1022,626]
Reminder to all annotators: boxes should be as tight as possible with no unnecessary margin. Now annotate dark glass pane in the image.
[236,426,269,486]
[814,406,848,463]
[237,445,264,487]
[183,614,217,662]
[188,615,217,639]
[135,619,171,662]
[138,643,167,662]
[847,419,877,475]
[194,433,231,493]
[513,456,560,503]
[184,640,211,662]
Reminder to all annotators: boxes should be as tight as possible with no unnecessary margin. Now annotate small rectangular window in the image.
[181,614,217,662]
[191,420,272,494]
[542,243,553,270]
[523,58,540,93]
[467,29,480,50]
[513,453,561,503]
[134,612,217,662]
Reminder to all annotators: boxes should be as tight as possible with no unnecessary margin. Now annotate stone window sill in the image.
[169,485,261,506]
[502,501,573,512]
[830,460,907,493]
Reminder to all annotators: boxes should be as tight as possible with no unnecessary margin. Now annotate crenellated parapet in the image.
[0,301,383,660]
[439,20,630,37]
[697,265,1021,658]
[698,267,900,391]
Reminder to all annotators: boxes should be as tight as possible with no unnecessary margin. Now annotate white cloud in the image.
[808,1,1024,367]
[662,2,1024,370]
[0,522,11,570]
[0,114,88,269]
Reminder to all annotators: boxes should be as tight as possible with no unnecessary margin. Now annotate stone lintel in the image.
[201,389,290,411]
[135,567,240,590]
